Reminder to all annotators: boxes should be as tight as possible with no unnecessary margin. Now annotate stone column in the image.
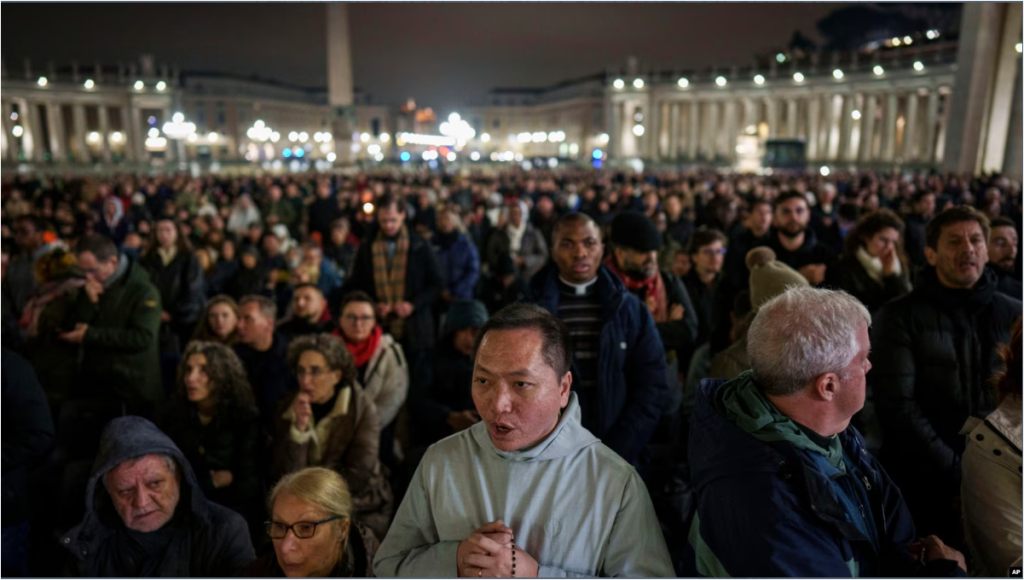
[785,98,798,138]
[73,104,89,162]
[119,106,136,162]
[838,94,855,162]
[1003,66,1023,180]
[880,92,898,162]
[923,90,941,164]
[765,97,779,138]
[47,103,68,162]
[327,4,355,164]
[807,95,821,161]
[980,2,1024,172]
[645,94,659,160]
[902,92,920,161]
[858,94,877,163]
[606,96,619,159]
[668,102,680,159]
[687,100,699,161]
[2,101,20,162]
[704,101,719,160]
[723,99,739,161]
[26,100,45,162]
[820,94,835,161]
[97,105,113,162]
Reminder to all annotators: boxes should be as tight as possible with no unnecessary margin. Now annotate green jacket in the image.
[65,257,163,405]
[262,199,297,230]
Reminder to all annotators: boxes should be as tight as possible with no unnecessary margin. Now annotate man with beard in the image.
[987,217,1021,298]
[526,213,667,467]
[903,190,936,270]
[605,211,698,441]
[276,284,333,340]
[767,191,838,288]
[724,199,773,299]
[871,206,1022,545]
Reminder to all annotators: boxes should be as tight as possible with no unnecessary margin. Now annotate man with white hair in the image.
[682,286,966,577]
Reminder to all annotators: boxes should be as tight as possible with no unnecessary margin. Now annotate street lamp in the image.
[754,74,765,85]
[633,78,644,89]
[613,78,625,90]
[632,124,645,137]
[37,77,48,87]
[833,69,844,79]
[873,65,885,76]
[715,76,727,87]
[156,81,167,91]
[793,72,805,82]
[677,77,689,88]
[84,79,95,89]
[134,80,144,90]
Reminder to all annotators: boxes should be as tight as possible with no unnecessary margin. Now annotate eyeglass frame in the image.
[264,515,342,539]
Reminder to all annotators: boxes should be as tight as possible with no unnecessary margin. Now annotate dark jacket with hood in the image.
[527,262,667,466]
[682,373,966,578]
[60,416,255,577]
[2,349,55,528]
[62,254,163,405]
[870,267,1022,505]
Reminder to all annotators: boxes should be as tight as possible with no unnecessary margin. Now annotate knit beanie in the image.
[610,211,662,252]
[444,300,489,336]
[746,247,809,310]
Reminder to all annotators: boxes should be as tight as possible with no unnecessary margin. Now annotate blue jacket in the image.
[682,376,967,578]
[528,262,667,466]
[433,232,481,301]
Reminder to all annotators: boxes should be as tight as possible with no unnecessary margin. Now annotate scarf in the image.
[506,201,529,253]
[157,246,178,267]
[372,225,409,339]
[855,245,902,285]
[345,325,382,368]
[603,256,669,323]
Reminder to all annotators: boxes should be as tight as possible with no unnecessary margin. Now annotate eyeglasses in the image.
[343,314,375,324]
[265,516,341,539]
[296,365,328,378]
[699,248,727,257]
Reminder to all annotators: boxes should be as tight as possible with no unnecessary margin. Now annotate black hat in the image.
[444,300,489,335]
[610,211,662,252]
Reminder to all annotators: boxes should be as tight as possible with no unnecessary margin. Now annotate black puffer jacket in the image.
[835,255,912,314]
[140,249,205,329]
[870,267,1022,493]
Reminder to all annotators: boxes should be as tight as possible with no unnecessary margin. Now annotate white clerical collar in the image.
[558,275,599,296]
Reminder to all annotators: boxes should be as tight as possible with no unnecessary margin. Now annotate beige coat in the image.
[960,395,1022,577]
[359,333,408,428]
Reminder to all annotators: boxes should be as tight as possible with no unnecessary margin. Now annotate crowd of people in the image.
[0,165,1021,577]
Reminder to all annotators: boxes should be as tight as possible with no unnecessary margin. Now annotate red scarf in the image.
[603,256,669,323]
[343,325,382,368]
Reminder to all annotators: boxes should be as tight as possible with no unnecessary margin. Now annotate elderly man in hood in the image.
[374,303,673,577]
[60,416,254,577]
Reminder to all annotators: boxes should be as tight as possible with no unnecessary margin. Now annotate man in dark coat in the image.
[987,216,1022,298]
[767,191,838,288]
[871,206,1023,544]
[724,199,773,299]
[605,211,698,431]
[902,190,936,271]
[683,286,966,578]
[527,212,667,467]
[60,416,254,576]
[344,192,443,393]
[276,284,334,341]
[234,295,293,436]
[58,234,162,413]
[2,349,55,577]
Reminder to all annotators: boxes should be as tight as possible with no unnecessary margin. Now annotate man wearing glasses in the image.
[682,227,729,347]
[61,416,254,576]
[768,190,839,288]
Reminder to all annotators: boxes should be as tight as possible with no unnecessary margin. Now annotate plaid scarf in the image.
[372,225,409,339]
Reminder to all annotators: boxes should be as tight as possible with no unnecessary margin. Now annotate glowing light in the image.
[12,125,23,138]
[446,152,457,162]
[283,148,292,158]
[470,151,481,161]
[380,132,390,142]
[363,203,375,214]
[299,132,309,142]
[173,112,185,124]
[715,76,727,87]
[359,133,370,142]
[448,112,461,124]
[518,132,532,143]
[84,79,95,89]
[148,128,160,138]
[156,81,167,91]
[677,77,689,88]
[1017,43,1023,54]
[270,132,280,142]
[833,69,844,79]
[632,78,645,89]
[148,116,157,126]
[110,131,124,143]
[254,120,265,130]
[9,112,17,121]
[569,143,579,155]
[87,132,100,143]
[851,110,862,120]
[903,36,913,45]
[632,124,645,137]
[187,134,197,142]
[288,131,298,142]
[913,61,925,72]
[295,148,304,158]
[480,132,491,143]
[396,133,456,147]
[820,166,830,177]
[892,37,901,46]
[490,152,500,161]
[793,72,805,82]
[367,144,381,155]
[374,152,384,162]
[145,137,167,150]
[327,152,337,162]
[422,150,438,161]
[613,78,625,90]
[592,149,604,160]
[208,132,219,142]
[754,74,765,85]
[37,76,48,87]
[400,151,411,162]
[873,65,885,76]
[597,133,609,144]
[776,53,787,63]
[134,80,144,90]
[532,131,547,143]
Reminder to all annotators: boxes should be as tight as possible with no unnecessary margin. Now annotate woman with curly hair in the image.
[160,340,262,529]
[272,334,393,541]
[836,208,912,313]
[192,294,241,345]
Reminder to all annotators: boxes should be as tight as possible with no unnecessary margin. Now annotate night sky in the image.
[3,3,853,108]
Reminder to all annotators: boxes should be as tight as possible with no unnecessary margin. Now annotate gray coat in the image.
[60,416,254,577]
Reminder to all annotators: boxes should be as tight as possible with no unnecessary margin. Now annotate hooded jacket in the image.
[683,374,965,578]
[528,262,667,466]
[374,393,674,578]
[870,267,1022,500]
[60,416,254,577]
